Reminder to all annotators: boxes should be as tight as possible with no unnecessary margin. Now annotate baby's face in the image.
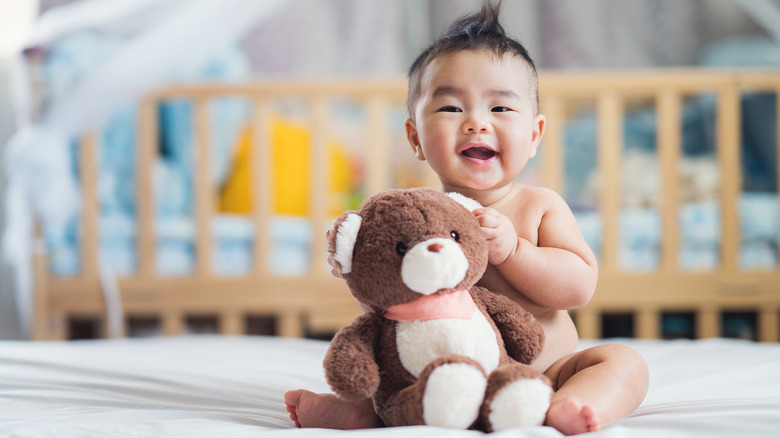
[406,49,544,194]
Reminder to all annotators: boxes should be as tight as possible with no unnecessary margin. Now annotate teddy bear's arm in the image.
[471,286,545,365]
[323,313,382,401]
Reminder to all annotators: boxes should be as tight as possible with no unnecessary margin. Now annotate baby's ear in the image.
[328,212,362,275]
[405,118,425,161]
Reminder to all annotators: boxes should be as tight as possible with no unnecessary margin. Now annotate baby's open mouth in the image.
[461,147,497,160]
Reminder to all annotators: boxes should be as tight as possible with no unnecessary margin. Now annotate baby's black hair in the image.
[406,0,538,116]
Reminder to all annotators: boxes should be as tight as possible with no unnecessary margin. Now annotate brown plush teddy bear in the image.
[324,188,553,432]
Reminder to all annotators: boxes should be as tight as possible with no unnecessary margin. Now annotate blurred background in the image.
[1,0,778,340]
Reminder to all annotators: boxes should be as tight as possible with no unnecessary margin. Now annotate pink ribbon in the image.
[384,289,477,321]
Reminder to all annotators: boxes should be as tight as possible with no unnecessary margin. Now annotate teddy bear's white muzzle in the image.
[401,237,469,295]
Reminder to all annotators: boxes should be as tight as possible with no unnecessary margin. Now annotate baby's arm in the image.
[475,189,598,310]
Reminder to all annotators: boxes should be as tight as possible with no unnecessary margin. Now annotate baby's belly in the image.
[395,310,500,378]
[531,309,580,373]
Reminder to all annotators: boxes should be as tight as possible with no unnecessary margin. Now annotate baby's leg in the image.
[543,343,648,435]
[284,390,383,429]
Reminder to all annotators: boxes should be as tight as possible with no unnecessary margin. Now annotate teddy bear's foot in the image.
[421,359,487,429]
[482,364,553,432]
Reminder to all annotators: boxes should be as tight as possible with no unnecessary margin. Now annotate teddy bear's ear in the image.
[332,213,362,274]
[446,192,483,212]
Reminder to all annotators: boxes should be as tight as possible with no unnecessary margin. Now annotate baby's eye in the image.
[491,106,511,112]
[438,106,462,113]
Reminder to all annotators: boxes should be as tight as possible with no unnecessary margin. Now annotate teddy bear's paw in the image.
[422,363,487,429]
[486,377,552,432]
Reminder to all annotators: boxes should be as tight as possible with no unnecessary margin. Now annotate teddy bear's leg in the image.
[480,363,553,432]
[380,355,487,429]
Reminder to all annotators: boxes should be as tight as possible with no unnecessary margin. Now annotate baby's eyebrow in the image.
[431,86,520,100]
[488,89,521,99]
[432,86,461,98]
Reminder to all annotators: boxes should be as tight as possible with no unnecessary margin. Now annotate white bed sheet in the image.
[1,336,779,437]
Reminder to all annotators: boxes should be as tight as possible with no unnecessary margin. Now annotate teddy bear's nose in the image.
[427,243,443,253]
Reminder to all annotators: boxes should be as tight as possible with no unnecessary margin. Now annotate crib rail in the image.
[36,80,411,340]
[34,69,780,342]
[540,69,780,341]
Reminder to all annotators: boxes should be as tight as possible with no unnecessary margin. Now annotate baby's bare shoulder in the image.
[516,185,569,211]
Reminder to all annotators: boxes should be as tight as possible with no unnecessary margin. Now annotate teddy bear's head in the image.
[328,188,487,312]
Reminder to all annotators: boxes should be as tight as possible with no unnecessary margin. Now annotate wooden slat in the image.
[278,310,304,338]
[366,97,390,194]
[541,69,734,97]
[79,133,99,282]
[144,71,780,102]
[736,72,780,90]
[759,307,779,343]
[251,99,274,277]
[575,308,600,339]
[194,97,213,277]
[137,97,157,277]
[697,306,719,339]
[539,96,564,194]
[32,226,53,340]
[716,86,741,272]
[162,310,182,336]
[220,311,243,335]
[309,97,329,276]
[597,93,623,274]
[153,80,408,101]
[637,307,660,339]
[777,86,780,264]
[657,91,682,273]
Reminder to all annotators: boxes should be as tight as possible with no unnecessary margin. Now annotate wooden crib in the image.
[31,69,780,342]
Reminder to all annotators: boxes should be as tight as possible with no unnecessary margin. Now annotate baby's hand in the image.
[473,207,517,266]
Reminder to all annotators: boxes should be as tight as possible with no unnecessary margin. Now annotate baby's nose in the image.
[463,117,489,133]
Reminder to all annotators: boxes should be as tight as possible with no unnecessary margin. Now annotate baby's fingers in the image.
[472,207,499,216]
[476,212,502,229]
[481,227,501,241]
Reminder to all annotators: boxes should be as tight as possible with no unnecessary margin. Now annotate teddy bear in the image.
[323,187,553,432]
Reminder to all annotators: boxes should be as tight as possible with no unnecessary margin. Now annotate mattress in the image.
[1,336,779,437]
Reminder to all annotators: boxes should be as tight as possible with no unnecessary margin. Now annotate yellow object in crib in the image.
[218,118,355,216]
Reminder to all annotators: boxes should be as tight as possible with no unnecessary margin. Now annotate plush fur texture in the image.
[323,188,552,431]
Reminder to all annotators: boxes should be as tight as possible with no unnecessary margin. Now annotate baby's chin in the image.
[463,172,515,190]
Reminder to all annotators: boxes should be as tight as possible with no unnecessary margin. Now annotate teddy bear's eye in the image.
[395,242,408,256]
[450,231,460,242]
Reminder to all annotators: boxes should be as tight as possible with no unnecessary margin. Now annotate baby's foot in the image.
[544,397,600,435]
[284,390,383,430]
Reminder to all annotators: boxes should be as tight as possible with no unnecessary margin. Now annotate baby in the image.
[285,2,648,435]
